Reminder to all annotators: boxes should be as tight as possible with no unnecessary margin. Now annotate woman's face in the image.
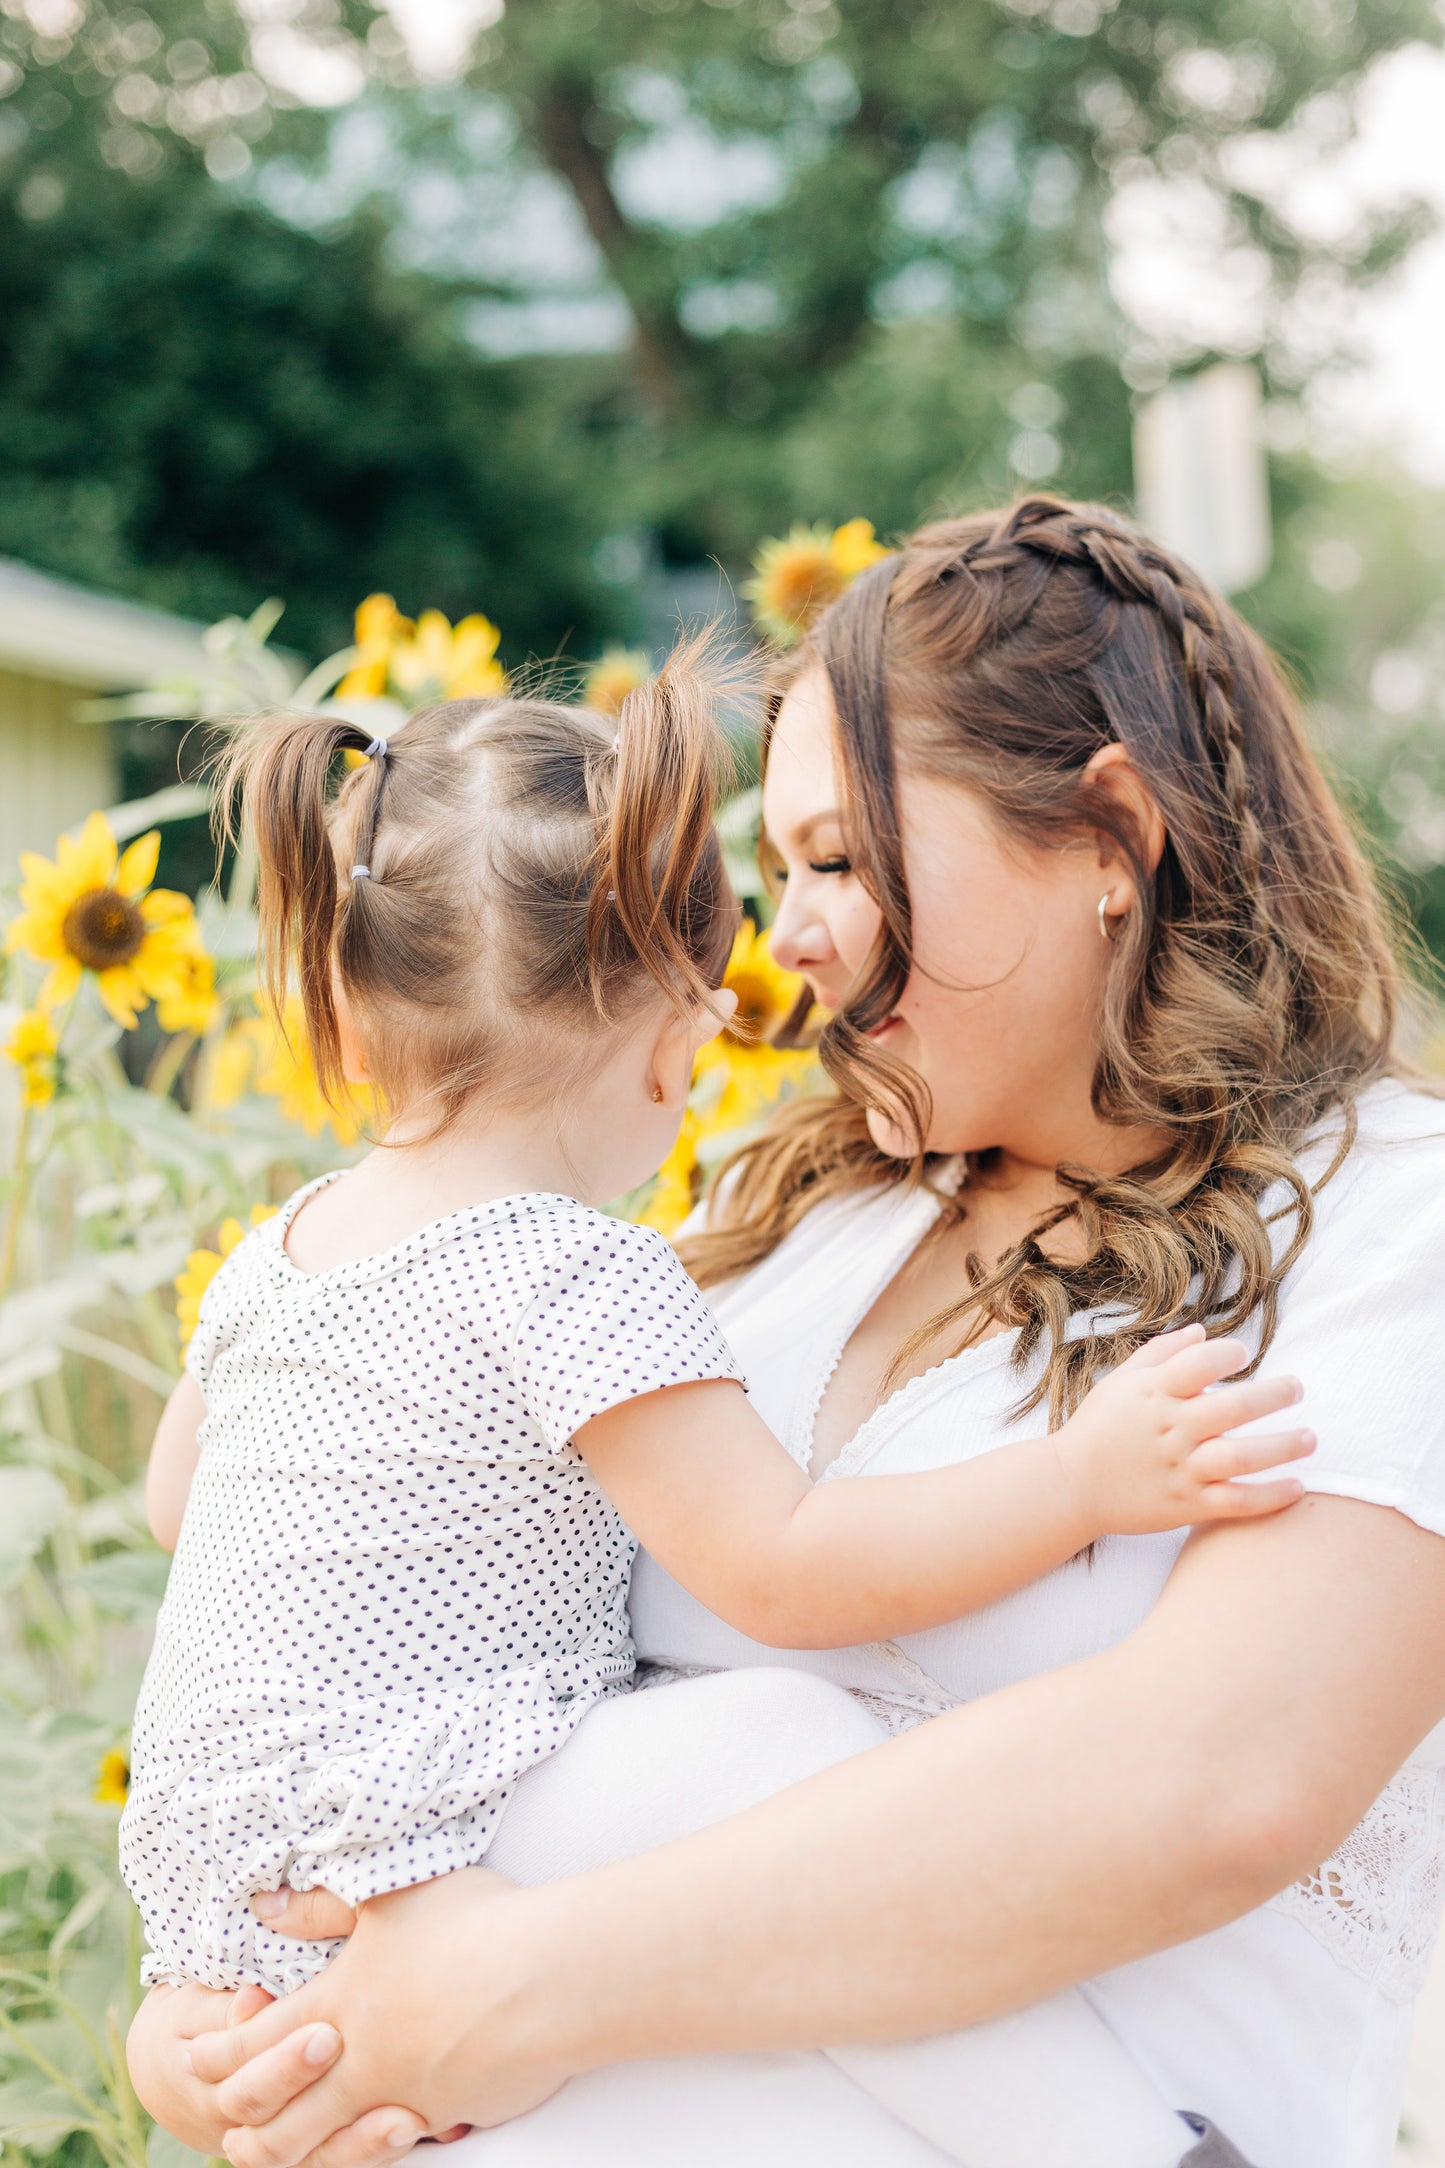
[762,668,1129,1168]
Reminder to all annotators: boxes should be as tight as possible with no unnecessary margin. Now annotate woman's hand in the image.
[190,1869,571,2168]
[126,1980,424,2165]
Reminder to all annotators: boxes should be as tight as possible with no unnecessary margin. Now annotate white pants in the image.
[441,1667,1195,2168]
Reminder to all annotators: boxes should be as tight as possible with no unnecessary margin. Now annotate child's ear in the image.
[648,1010,697,1111]
[696,987,737,1050]
[333,982,370,1086]
[647,991,737,1110]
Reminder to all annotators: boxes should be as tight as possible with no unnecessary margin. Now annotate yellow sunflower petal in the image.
[830,517,888,579]
[95,967,143,1029]
[6,909,67,962]
[39,957,83,1009]
[55,811,118,892]
[115,829,161,898]
[138,888,195,928]
[336,659,389,701]
[354,594,408,646]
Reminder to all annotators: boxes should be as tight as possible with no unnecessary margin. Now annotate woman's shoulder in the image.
[1293,1079,1445,1262]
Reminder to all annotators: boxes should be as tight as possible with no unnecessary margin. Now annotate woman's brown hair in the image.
[220,634,738,1134]
[685,494,1419,1422]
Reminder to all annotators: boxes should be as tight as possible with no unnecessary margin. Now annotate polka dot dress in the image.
[120,1177,740,1994]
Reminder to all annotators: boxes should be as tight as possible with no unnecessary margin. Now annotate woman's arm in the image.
[146,1373,205,1551]
[188,1491,1445,2166]
[578,1330,1308,1646]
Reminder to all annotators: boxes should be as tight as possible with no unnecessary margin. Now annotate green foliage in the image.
[0,1,615,661]
[0,768,378,2168]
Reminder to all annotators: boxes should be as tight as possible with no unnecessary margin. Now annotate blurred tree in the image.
[0,0,611,660]
[429,0,1439,558]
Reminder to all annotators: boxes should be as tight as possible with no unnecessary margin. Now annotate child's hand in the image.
[1056,1323,1313,1541]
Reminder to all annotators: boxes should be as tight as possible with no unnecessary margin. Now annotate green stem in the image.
[144,1029,195,1104]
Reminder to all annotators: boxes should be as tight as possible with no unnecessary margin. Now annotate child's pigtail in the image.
[219,715,386,1100]
[589,631,740,1018]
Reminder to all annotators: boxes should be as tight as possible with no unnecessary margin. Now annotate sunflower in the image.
[718,920,807,1044]
[175,1203,277,1349]
[336,593,414,701]
[6,1008,60,1108]
[583,649,653,717]
[338,594,506,709]
[639,925,820,1233]
[248,997,377,1143]
[94,1746,130,1807]
[155,946,221,1038]
[5,814,213,1031]
[745,517,888,647]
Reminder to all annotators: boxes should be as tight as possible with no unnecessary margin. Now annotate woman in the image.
[129,496,1445,2168]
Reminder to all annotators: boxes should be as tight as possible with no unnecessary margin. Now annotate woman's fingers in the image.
[1177,1372,1302,1439]
[1189,1427,1316,1486]
[214,2027,343,2129]
[252,1888,359,1939]
[222,2074,414,2168]
[288,2108,432,2168]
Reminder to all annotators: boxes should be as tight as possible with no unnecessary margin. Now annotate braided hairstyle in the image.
[684,495,1416,1422]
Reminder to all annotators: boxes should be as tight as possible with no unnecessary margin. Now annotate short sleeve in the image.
[183,1276,227,1399]
[1246,1092,1445,1538]
[181,1236,257,1401]
[512,1215,742,1453]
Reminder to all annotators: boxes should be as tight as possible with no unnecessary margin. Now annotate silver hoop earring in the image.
[1098,893,1118,943]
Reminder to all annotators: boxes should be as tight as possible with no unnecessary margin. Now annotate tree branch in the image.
[531,79,694,422]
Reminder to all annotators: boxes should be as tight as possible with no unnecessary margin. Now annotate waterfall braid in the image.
[682,495,1423,1424]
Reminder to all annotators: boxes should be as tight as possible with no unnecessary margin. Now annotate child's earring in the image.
[651,1085,664,1103]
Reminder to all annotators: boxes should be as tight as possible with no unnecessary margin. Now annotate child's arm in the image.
[577,1325,1312,1648]
[146,1374,206,1552]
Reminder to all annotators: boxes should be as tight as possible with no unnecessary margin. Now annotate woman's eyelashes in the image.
[808,856,852,877]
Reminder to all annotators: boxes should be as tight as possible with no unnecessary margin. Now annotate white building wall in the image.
[0,666,120,878]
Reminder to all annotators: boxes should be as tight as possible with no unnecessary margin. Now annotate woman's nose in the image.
[769,882,832,978]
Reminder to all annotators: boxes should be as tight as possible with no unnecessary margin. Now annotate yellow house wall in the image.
[0,667,120,877]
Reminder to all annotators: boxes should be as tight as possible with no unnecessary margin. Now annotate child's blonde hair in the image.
[221,635,740,1129]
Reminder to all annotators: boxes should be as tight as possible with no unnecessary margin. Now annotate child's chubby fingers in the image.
[1176,1371,1303,1441]
[1187,1425,1316,1487]
[190,1986,331,2086]
[1152,1333,1252,1397]
[1115,1323,1207,1371]
[1190,1473,1308,1521]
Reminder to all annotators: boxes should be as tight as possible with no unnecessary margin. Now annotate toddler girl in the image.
[126,645,1307,2168]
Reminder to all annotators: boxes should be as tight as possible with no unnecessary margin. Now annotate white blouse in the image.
[630,1078,1445,2168]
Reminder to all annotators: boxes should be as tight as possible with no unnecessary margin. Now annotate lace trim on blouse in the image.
[1269,1758,1445,2002]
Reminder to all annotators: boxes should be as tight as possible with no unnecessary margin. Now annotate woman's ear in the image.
[1081,742,1167,901]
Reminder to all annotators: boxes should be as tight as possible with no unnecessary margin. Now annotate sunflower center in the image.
[725,969,782,1041]
[775,550,845,623]
[62,887,146,971]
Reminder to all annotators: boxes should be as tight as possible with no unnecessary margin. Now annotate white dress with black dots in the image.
[120,1177,740,1995]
